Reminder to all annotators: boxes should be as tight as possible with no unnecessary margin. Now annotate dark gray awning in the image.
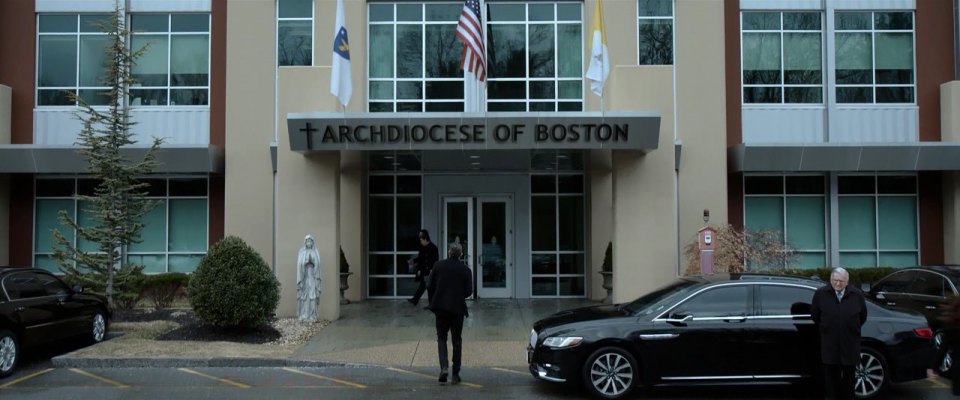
[0,145,224,174]
[729,143,960,172]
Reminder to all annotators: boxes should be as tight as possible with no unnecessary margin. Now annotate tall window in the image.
[486,2,583,112]
[368,3,466,112]
[367,152,423,297]
[278,0,313,66]
[743,175,827,268]
[33,177,209,273]
[834,11,914,103]
[637,0,673,65]
[741,12,823,104]
[530,151,585,297]
[368,2,583,113]
[838,175,918,267]
[36,14,112,106]
[130,13,210,106]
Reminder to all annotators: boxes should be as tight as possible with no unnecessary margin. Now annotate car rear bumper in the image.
[887,338,937,383]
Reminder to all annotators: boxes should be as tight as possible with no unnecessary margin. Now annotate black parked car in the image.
[0,267,110,378]
[865,265,960,372]
[527,274,935,399]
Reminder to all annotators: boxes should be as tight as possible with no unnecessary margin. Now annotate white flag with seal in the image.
[330,0,352,106]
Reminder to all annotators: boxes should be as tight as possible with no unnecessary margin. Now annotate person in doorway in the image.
[408,229,439,306]
[811,267,867,400]
[427,242,473,385]
[296,235,322,321]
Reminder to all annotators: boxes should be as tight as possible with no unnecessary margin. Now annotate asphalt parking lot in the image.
[0,365,955,400]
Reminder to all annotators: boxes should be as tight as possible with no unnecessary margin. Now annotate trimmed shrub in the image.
[188,236,280,328]
[780,267,897,288]
[141,272,190,310]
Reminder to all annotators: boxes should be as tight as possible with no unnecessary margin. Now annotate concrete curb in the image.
[51,355,377,369]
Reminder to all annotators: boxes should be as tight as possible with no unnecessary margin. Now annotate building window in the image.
[530,150,585,297]
[130,13,210,106]
[834,11,914,104]
[838,175,918,267]
[278,0,313,66]
[368,2,468,112]
[637,0,673,65]
[33,177,209,274]
[36,14,113,106]
[743,175,827,268]
[367,152,423,298]
[486,2,583,112]
[741,11,823,104]
[368,2,583,113]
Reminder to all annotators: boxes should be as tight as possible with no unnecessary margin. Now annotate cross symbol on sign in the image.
[299,122,318,149]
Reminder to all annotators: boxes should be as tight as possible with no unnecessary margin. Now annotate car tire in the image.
[855,347,889,399]
[91,310,107,343]
[581,346,639,399]
[0,329,18,379]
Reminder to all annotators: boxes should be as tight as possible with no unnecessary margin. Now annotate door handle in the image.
[886,302,897,306]
[925,305,938,310]
[723,317,746,323]
[15,306,25,312]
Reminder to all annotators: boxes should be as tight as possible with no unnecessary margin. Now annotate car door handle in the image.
[723,317,746,323]
[15,306,25,312]
[886,302,897,306]
[925,305,938,310]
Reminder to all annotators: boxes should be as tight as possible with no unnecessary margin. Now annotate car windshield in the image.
[621,278,700,316]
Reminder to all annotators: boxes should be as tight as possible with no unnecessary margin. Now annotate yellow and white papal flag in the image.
[585,0,609,97]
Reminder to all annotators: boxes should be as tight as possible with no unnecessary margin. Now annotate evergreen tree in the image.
[51,6,162,310]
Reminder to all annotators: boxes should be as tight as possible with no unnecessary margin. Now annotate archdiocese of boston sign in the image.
[286,112,660,152]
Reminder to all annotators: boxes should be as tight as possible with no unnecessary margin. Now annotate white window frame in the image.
[35,13,112,107]
[742,174,829,268]
[832,10,916,104]
[129,12,211,107]
[277,0,314,67]
[636,0,675,66]
[836,173,920,267]
[740,11,825,104]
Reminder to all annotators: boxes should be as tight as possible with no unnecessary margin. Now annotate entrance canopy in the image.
[286,112,661,152]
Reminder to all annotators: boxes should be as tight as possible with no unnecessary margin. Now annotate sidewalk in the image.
[294,298,597,367]
[52,298,598,369]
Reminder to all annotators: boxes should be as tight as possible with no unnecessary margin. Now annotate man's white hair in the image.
[831,267,849,278]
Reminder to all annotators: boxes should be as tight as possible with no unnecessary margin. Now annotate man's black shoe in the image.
[438,370,448,383]
[407,299,417,306]
[451,375,461,385]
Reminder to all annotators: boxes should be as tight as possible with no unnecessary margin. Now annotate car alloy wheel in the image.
[92,312,106,343]
[940,351,953,374]
[583,347,638,399]
[854,348,888,399]
[0,330,17,378]
[935,330,946,350]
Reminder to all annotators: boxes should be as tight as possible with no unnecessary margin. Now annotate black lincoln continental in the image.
[527,274,936,399]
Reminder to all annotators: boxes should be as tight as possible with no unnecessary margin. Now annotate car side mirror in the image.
[874,291,886,300]
[72,284,84,293]
[861,282,870,292]
[665,312,693,324]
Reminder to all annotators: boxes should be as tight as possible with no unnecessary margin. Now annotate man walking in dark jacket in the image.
[811,267,867,400]
[408,229,439,306]
[427,242,473,385]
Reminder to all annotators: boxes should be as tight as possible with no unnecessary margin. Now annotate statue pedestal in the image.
[339,272,353,305]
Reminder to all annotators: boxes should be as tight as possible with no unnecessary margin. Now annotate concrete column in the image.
[224,1,275,267]
[943,81,960,263]
[609,66,677,302]
[277,68,341,320]
[675,0,728,269]
[589,150,612,301]
[0,85,10,265]
[340,151,363,301]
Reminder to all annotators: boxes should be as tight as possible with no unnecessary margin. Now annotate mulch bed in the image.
[112,308,281,344]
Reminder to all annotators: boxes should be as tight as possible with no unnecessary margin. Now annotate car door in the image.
[906,270,949,325]
[644,284,754,380]
[869,270,916,309]
[35,271,86,338]
[1,272,61,347]
[748,283,819,378]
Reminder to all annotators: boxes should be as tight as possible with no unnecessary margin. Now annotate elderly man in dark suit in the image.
[427,242,473,385]
[811,267,867,400]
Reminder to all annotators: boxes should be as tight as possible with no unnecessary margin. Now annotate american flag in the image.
[456,0,486,81]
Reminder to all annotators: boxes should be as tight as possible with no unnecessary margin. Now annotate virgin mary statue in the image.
[297,235,322,321]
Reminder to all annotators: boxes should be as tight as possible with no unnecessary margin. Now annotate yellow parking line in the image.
[0,368,54,388]
[281,367,367,388]
[177,368,251,388]
[491,367,528,376]
[927,377,950,388]
[386,366,482,388]
[69,368,130,388]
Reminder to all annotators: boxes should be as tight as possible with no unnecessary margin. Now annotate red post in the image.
[698,226,717,275]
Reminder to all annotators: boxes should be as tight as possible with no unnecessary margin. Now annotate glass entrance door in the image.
[442,195,513,298]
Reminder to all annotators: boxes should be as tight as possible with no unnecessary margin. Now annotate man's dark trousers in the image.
[824,364,855,400]
[411,279,430,304]
[435,309,464,374]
